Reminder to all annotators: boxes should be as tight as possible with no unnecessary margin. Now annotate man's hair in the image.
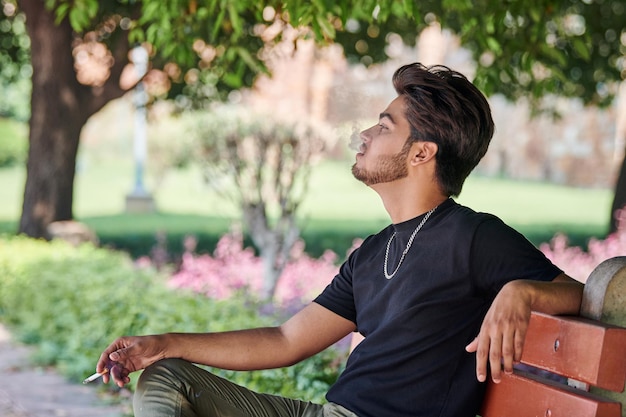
[392,63,494,197]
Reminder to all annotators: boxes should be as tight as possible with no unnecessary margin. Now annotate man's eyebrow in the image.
[379,112,396,124]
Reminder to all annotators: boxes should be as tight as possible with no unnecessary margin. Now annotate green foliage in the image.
[0,1,29,81]
[4,0,622,113]
[336,0,624,108]
[94,224,229,260]
[0,235,344,401]
[0,77,30,121]
[454,0,625,108]
[0,117,27,167]
[0,1,31,120]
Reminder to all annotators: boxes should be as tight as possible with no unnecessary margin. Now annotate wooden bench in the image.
[480,257,626,417]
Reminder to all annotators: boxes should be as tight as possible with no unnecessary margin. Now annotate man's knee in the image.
[134,359,240,417]
[136,358,195,393]
[134,359,205,417]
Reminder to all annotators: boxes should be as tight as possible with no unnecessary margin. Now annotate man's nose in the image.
[360,127,371,142]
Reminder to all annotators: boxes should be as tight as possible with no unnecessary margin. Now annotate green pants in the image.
[133,359,358,417]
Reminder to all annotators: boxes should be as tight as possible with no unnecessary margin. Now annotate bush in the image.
[0,235,346,402]
[0,117,28,167]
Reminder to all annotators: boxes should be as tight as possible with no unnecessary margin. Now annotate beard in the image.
[351,142,411,185]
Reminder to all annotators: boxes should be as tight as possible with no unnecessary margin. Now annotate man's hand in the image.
[465,280,532,383]
[465,274,583,384]
[96,334,168,387]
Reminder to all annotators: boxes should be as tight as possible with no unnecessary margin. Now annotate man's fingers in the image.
[109,348,125,361]
[470,326,528,383]
[110,362,130,387]
[474,333,490,383]
[514,327,526,362]
[465,337,478,353]
[488,333,503,383]
[501,330,515,375]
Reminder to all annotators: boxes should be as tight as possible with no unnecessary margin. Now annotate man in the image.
[96,63,583,417]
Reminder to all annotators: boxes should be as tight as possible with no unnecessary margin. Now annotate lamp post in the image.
[125,45,155,213]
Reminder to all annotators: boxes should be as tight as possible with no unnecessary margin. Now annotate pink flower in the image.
[540,215,626,282]
[168,230,358,306]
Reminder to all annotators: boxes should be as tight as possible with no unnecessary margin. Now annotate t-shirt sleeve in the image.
[313,247,359,324]
[471,215,563,295]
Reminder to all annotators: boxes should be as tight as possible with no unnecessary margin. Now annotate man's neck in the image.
[373,182,448,224]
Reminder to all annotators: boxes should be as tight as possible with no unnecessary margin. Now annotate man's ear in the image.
[409,141,438,165]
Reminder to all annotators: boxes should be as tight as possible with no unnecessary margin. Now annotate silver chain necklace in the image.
[384,206,437,280]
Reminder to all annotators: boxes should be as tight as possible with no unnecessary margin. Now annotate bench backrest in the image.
[480,312,626,417]
[480,257,626,417]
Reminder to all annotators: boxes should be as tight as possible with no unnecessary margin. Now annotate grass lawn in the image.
[0,157,613,256]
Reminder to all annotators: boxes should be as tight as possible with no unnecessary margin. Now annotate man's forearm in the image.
[158,302,356,372]
[160,327,298,371]
[525,273,583,316]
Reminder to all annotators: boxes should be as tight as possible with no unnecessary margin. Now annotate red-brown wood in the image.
[519,312,626,392]
[480,371,622,417]
[480,312,626,417]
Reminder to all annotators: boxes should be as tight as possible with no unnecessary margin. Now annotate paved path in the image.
[0,324,130,417]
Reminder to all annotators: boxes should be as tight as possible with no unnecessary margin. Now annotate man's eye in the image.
[378,124,387,131]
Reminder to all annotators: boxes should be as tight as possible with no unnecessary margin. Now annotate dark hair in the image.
[392,63,494,196]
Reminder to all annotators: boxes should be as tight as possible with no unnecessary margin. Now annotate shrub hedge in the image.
[0,235,345,402]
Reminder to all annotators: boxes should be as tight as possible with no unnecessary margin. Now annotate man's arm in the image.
[465,273,583,384]
[97,302,356,387]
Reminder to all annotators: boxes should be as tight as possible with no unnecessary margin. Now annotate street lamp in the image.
[125,45,155,213]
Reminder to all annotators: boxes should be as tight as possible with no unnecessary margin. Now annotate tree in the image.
[186,107,328,299]
[7,0,269,237]
[1,0,624,238]
[15,0,130,237]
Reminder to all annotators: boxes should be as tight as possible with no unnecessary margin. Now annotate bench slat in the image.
[519,312,626,392]
[480,371,622,417]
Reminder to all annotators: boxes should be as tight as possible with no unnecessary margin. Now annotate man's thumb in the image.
[465,337,478,353]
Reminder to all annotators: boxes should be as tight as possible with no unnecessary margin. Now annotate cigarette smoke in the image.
[349,127,363,151]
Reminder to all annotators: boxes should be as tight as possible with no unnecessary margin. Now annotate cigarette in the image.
[82,368,108,384]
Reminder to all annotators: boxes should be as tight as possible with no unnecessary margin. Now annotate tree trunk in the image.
[609,153,626,234]
[243,203,299,300]
[18,2,83,237]
[17,0,128,238]
[260,240,282,300]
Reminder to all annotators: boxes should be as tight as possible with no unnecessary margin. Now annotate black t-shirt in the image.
[314,199,562,417]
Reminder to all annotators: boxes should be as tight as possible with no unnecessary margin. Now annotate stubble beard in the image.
[351,144,411,186]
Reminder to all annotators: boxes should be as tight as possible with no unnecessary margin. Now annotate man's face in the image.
[352,95,412,186]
